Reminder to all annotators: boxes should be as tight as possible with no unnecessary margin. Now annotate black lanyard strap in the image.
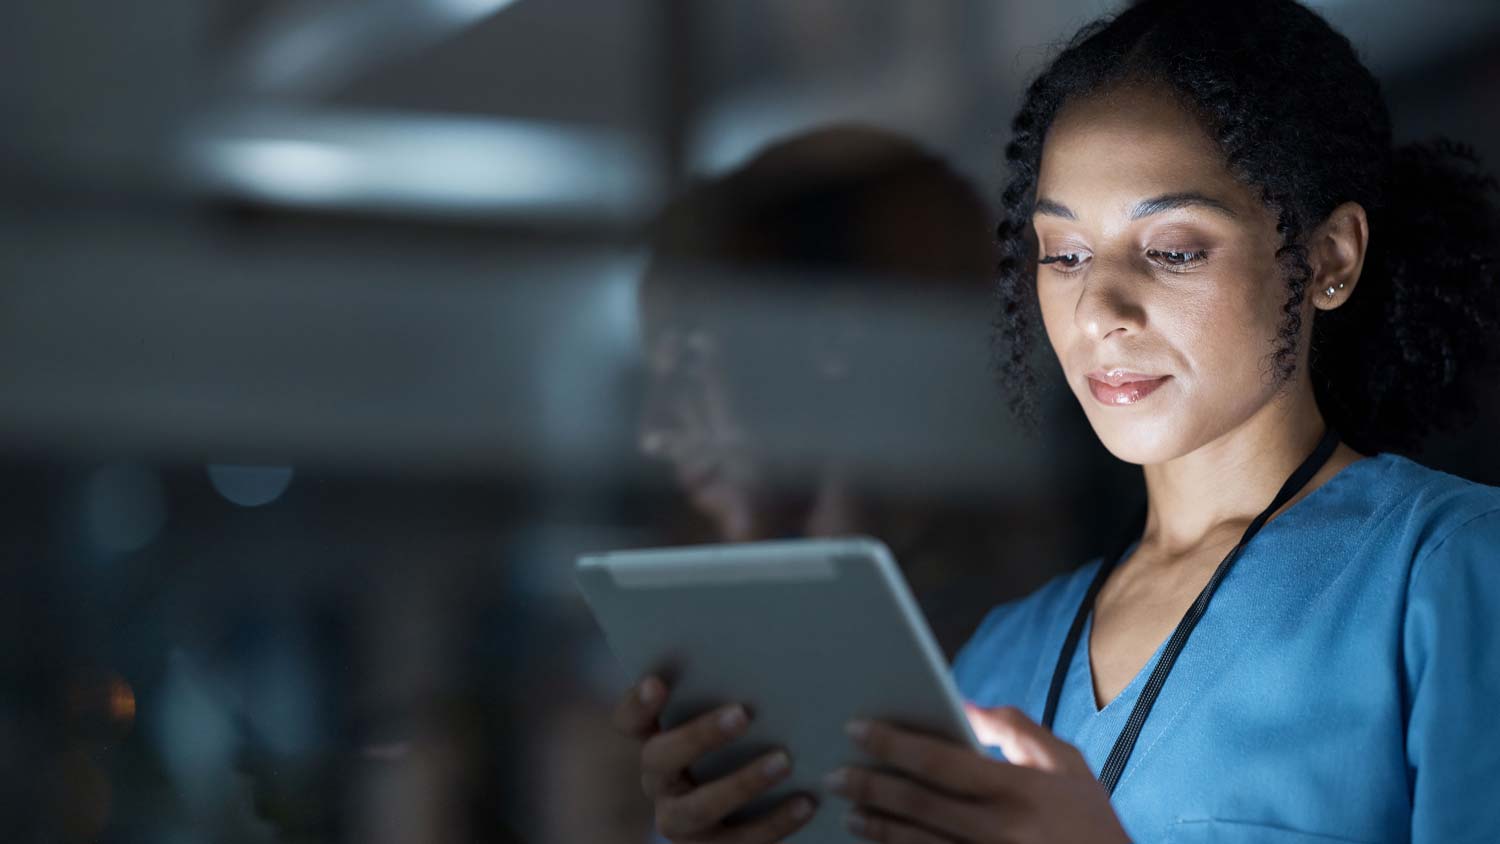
[1041,428,1340,795]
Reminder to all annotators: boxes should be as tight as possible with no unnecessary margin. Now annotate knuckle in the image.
[640,734,670,774]
[695,711,726,745]
[844,769,873,804]
[906,746,941,780]
[734,763,770,801]
[892,781,932,818]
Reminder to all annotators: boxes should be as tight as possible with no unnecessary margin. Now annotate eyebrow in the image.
[1129,192,1237,220]
[1033,197,1076,220]
[1033,192,1238,221]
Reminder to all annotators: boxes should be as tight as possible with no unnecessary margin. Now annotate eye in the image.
[1146,248,1209,269]
[1038,252,1089,273]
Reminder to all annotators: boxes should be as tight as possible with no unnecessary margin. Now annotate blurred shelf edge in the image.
[177,105,665,227]
[0,211,1056,496]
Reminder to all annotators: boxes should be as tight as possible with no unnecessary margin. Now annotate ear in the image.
[1308,201,1368,311]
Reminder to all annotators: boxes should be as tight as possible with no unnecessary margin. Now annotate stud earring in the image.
[1326,286,1337,297]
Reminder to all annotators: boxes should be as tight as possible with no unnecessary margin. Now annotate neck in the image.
[1139,384,1331,556]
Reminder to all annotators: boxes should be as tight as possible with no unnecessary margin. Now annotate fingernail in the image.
[719,705,748,733]
[638,678,661,705]
[822,768,849,794]
[762,751,790,778]
[791,797,815,820]
[844,719,870,742]
[845,809,868,833]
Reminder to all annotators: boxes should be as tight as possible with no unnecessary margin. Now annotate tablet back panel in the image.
[576,537,980,844]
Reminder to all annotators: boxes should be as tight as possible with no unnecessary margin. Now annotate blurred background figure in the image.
[637,125,1058,652]
[543,123,1076,844]
[2,1,1499,843]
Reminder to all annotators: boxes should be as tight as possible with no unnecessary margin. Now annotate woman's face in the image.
[638,321,768,541]
[1032,84,1294,465]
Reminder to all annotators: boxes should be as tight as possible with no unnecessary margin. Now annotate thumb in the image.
[964,703,1089,777]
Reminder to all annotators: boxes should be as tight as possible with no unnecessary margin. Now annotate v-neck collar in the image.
[1080,452,1380,714]
[1046,453,1390,780]
[1081,609,1169,715]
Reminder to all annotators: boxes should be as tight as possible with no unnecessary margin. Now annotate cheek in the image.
[1035,281,1074,360]
[1160,259,1285,390]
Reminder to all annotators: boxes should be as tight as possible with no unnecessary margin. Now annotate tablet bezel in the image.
[575,536,983,840]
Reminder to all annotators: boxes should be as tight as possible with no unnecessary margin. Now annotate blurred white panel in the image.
[183,108,658,221]
[233,0,521,96]
[0,211,1053,494]
[0,212,641,476]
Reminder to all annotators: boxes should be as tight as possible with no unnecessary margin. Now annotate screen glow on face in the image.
[1031,85,1293,466]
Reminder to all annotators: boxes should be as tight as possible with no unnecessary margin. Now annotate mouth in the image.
[1085,368,1171,406]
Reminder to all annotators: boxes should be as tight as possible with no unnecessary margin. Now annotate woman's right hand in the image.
[612,675,818,842]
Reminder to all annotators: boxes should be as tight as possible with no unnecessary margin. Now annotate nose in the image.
[1073,264,1146,341]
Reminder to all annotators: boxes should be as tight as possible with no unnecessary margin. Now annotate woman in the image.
[612,1,1500,842]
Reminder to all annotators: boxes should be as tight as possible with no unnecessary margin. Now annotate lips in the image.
[1085,369,1171,406]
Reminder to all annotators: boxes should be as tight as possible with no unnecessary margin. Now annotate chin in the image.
[688,485,753,541]
[1082,407,1194,466]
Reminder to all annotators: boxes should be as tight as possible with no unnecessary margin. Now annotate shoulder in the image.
[1394,460,1500,791]
[1353,456,1500,643]
[1360,454,1500,562]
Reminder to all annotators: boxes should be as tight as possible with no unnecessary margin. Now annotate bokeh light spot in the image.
[83,464,167,555]
[207,465,295,507]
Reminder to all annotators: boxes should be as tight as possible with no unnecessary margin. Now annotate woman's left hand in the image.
[823,704,1130,844]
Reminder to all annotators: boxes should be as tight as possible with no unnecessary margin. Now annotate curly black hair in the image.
[994,0,1500,454]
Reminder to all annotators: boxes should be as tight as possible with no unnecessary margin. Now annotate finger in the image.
[967,706,1090,778]
[641,703,751,796]
[710,793,818,844]
[846,719,1024,798]
[656,750,796,840]
[844,807,953,844]
[613,675,668,738]
[825,766,986,842]
[963,702,1005,747]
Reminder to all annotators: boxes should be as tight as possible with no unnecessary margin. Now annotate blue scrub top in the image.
[954,453,1500,844]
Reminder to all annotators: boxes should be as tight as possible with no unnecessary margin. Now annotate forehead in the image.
[1037,84,1249,213]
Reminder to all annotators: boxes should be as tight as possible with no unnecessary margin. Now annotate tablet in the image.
[575,536,982,843]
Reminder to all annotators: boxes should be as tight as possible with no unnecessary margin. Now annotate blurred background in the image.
[2,1,1498,842]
